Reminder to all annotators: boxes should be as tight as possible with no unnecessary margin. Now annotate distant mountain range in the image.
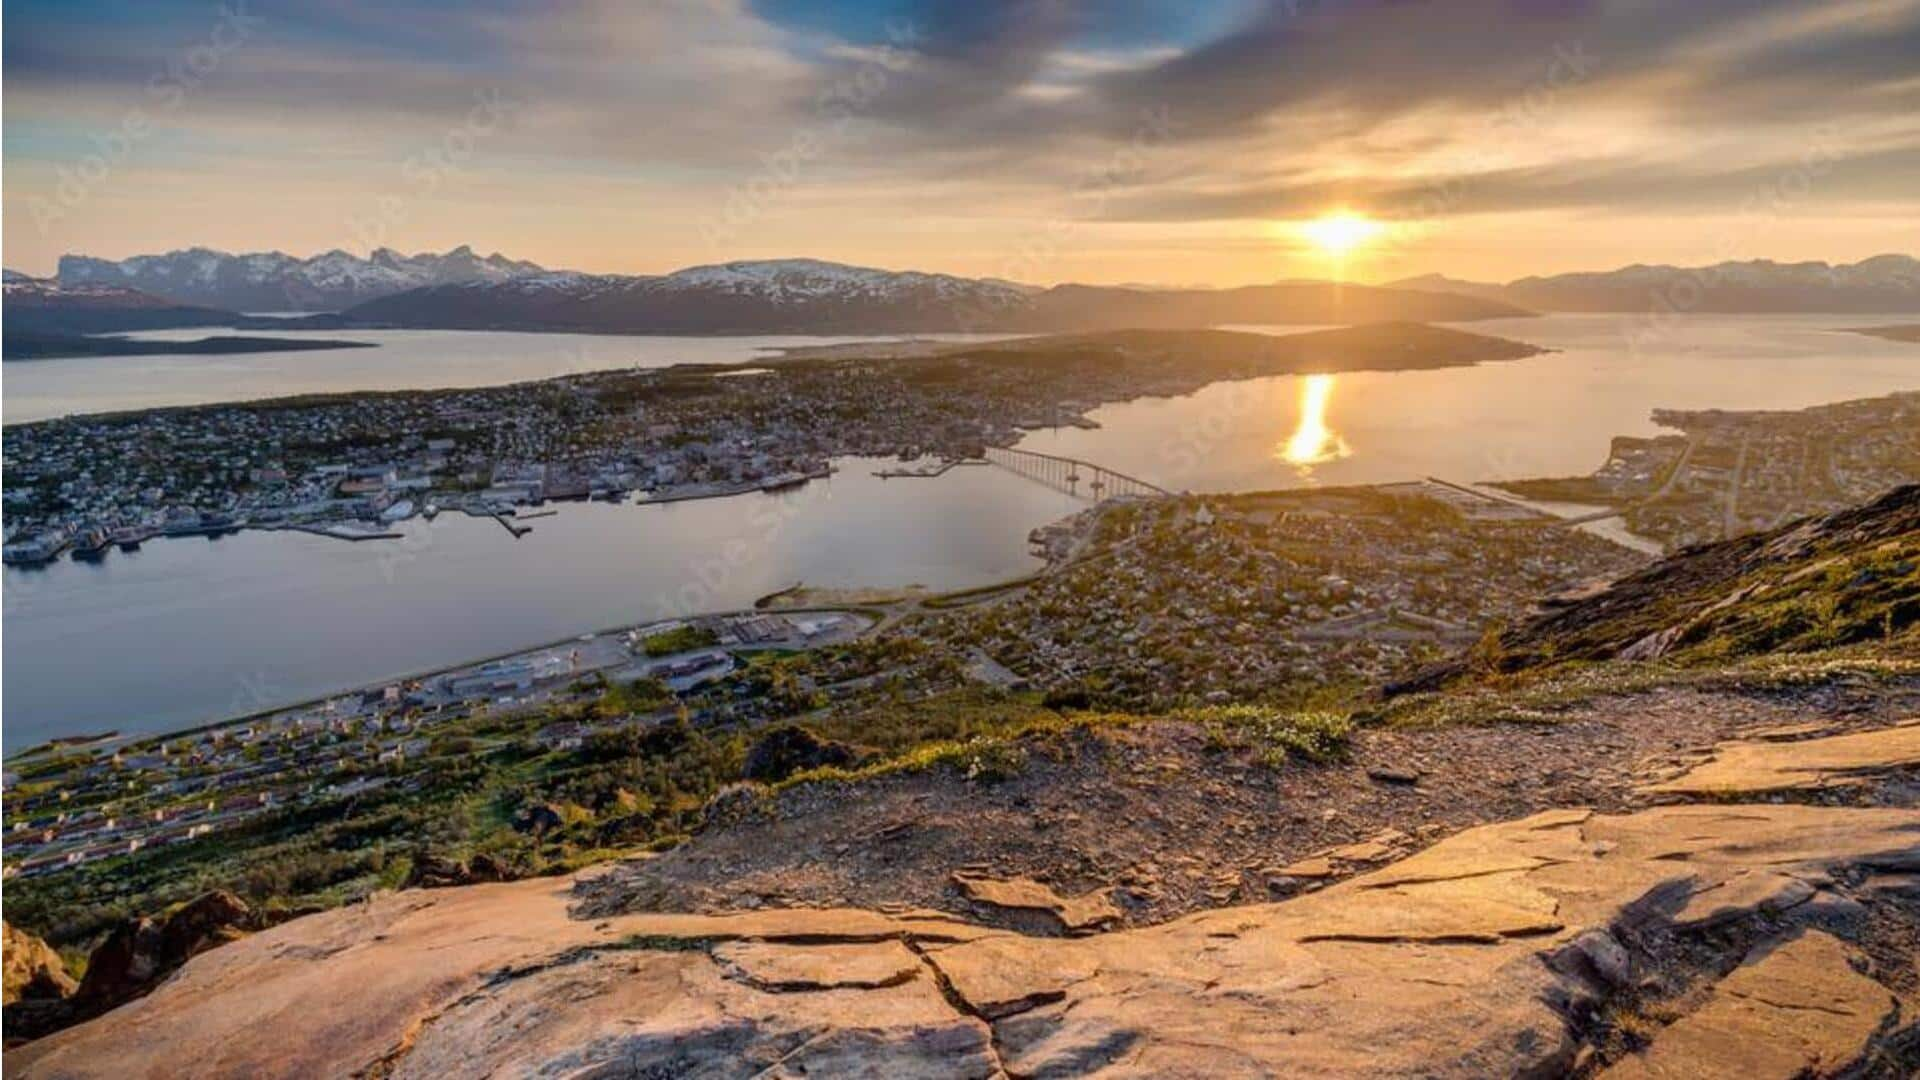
[8,250,1918,346]
[342,258,1527,333]
[1391,254,1920,314]
[54,245,547,313]
[0,278,374,360]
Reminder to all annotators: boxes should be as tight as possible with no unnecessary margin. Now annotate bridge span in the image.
[983,446,1171,501]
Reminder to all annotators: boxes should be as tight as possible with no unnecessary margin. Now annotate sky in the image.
[4,0,1917,284]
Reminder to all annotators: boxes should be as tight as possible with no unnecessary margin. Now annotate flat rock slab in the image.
[1643,720,1920,795]
[713,939,924,992]
[950,872,1121,934]
[1599,930,1902,1079]
[15,803,1917,1079]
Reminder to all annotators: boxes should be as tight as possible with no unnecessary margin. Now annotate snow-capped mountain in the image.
[346,258,1045,333]
[345,257,1527,333]
[3,276,242,335]
[57,245,550,312]
[1391,255,1920,313]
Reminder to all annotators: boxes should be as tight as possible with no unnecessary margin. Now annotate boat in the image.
[70,527,112,561]
[110,525,154,550]
[761,472,811,493]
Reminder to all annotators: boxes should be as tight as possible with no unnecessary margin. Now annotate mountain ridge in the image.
[55,245,549,313]
[343,262,1528,333]
[1390,253,1920,313]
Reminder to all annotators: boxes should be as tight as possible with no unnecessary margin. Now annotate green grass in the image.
[1379,643,1920,730]
[640,625,720,657]
[1176,704,1355,764]
[775,707,1149,791]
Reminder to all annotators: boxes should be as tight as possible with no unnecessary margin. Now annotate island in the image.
[1,322,1543,565]
[3,332,378,361]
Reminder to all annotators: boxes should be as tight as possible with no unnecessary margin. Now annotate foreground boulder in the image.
[401,851,514,890]
[2,923,75,1006]
[4,891,254,1047]
[72,890,253,1015]
[741,724,861,784]
[11,799,1917,1078]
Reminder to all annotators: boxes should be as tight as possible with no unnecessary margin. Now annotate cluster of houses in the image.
[917,494,1642,708]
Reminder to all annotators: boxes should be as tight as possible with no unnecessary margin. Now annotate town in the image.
[1496,390,1920,549]
[1,608,871,884]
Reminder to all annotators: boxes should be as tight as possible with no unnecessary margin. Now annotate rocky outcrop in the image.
[1391,482,1920,693]
[511,802,566,835]
[1642,719,1920,796]
[401,851,513,890]
[2,923,74,1006]
[4,891,255,1047]
[950,872,1121,935]
[741,724,862,784]
[1598,930,1907,1079]
[71,891,253,1015]
[12,799,1917,1078]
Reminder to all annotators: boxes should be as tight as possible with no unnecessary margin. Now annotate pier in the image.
[872,459,987,480]
[983,446,1171,501]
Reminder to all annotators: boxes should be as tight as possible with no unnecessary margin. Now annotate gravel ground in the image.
[575,675,1920,929]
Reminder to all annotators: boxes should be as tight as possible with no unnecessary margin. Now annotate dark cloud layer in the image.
[4,0,1914,276]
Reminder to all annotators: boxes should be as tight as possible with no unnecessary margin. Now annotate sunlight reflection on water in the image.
[1279,373,1353,472]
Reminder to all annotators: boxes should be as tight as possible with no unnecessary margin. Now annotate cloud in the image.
[4,0,1915,279]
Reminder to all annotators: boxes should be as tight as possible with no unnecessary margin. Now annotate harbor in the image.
[2,465,840,567]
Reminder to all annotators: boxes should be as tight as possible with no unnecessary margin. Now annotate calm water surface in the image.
[2,461,1078,746]
[1022,314,1920,490]
[4,314,1915,744]
[1,330,1011,423]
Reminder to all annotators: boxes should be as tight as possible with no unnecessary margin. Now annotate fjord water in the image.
[1,330,1014,424]
[1020,314,1920,490]
[2,462,1083,747]
[4,314,1916,743]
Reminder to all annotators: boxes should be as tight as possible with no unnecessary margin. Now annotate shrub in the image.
[1176,705,1354,765]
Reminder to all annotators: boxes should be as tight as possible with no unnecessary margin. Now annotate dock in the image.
[873,458,985,480]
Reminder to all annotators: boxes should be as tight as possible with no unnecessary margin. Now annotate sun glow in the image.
[1280,374,1351,470]
[1300,211,1383,257]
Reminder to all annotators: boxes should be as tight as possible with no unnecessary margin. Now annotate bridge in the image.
[984,447,1171,501]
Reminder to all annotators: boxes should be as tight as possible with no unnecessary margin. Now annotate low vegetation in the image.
[1179,704,1355,764]
[639,625,719,657]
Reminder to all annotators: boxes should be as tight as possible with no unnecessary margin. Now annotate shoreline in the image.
[0,601,896,764]
[0,468,1675,756]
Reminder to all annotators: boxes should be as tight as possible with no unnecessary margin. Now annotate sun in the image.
[1300,211,1383,257]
